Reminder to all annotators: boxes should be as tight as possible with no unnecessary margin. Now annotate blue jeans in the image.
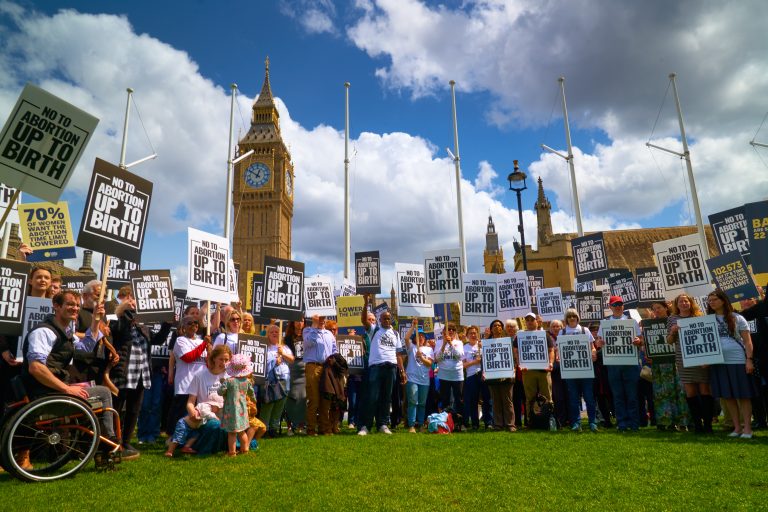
[463,373,482,428]
[406,381,429,427]
[566,378,596,426]
[607,366,640,429]
[137,370,165,442]
[347,377,362,426]
[361,364,396,430]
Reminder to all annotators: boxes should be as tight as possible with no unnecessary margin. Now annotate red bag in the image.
[437,413,454,434]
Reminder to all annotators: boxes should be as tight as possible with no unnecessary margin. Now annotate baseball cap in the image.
[608,296,624,306]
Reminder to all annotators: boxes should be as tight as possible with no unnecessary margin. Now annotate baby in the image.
[165,393,224,457]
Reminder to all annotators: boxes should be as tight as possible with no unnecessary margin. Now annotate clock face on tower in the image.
[285,170,293,196]
[244,162,271,189]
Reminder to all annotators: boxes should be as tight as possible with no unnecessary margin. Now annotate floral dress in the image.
[218,376,253,432]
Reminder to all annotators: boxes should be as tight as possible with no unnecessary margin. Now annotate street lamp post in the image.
[508,160,528,271]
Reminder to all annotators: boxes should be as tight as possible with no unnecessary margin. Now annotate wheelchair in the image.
[0,377,123,482]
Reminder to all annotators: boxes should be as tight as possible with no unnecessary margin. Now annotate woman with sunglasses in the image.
[213,309,242,354]
[706,289,756,438]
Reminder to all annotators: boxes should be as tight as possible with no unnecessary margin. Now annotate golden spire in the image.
[254,56,274,108]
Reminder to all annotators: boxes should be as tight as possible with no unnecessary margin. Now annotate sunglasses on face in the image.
[230,318,241,323]
[447,327,456,332]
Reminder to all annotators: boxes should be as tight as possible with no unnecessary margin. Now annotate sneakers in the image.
[379,425,393,435]
[408,426,417,433]
[571,423,581,432]
[589,423,599,433]
[121,444,140,461]
[728,431,743,437]
[348,423,356,430]
[740,433,754,439]
[357,426,369,436]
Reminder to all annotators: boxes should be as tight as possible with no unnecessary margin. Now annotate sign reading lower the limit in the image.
[261,256,305,321]
[482,337,515,380]
[678,315,723,367]
[129,269,175,323]
[77,158,152,261]
[0,83,99,203]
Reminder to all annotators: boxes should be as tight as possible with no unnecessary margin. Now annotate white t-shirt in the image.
[562,324,595,342]
[188,368,225,403]
[173,335,208,395]
[463,342,482,378]
[368,326,403,366]
[406,344,433,386]
[716,313,750,364]
[213,332,239,354]
[436,339,464,381]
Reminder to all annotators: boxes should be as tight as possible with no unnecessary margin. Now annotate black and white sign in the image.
[355,251,381,295]
[558,334,594,379]
[261,256,305,321]
[678,315,723,367]
[635,267,665,308]
[395,262,432,317]
[61,273,97,293]
[237,334,268,384]
[0,183,21,237]
[709,206,750,266]
[77,158,152,261]
[129,269,175,323]
[0,84,99,203]
[561,291,577,312]
[304,275,336,317]
[653,234,712,300]
[517,330,549,370]
[608,271,639,309]
[535,287,564,322]
[424,248,463,304]
[249,272,270,324]
[17,297,53,362]
[641,318,675,363]
[706,252,759,303]
[497,271,531,320]
[571,232,609,281]
[0,258,30,337]
[599,319,638,366]
[337,335,365,375]
[481,337,515,380]
[576,292,603,323]
[106,256,139,289]
[745,200,768,275]
[335,278,356,298]
[187,227,230,303]
[461,273,497,326]
[527,269,545,314]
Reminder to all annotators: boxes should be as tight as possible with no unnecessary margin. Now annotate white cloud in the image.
[473,160,501,195]
[280,0,338,35]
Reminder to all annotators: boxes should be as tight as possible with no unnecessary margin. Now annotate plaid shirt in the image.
[125,325,151,390]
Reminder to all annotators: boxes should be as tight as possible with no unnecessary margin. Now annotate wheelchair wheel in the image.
[0,396,100,482]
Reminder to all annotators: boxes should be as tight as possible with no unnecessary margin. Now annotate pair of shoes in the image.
[408,426,417,433]
[740,433,754,439]
[357,426,369,436]
[348,423,356,430]
[571,423,581,432]
[121,444,140,461]
[728,431,742,437]
[180,446,197,454]
[379,425,393,435]
[589,423,599,433]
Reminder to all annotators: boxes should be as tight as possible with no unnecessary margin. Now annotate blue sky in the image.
[1,0,767,292]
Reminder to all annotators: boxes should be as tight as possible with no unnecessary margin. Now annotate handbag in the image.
[262,367,287,404]
[639,365,653,382]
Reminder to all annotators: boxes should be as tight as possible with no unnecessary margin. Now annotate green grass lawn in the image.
[2,426,767,511]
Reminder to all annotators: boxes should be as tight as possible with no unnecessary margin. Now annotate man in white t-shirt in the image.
[358,294,405,436]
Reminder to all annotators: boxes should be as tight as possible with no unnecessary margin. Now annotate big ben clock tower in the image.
[233,58,294,294]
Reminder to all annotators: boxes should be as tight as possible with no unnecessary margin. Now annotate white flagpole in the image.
[344,81,351,280]
[449,80,467,273]
[225,83,237,241]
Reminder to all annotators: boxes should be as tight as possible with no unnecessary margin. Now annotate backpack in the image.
[529,393,557,431]
[427,411,454,434]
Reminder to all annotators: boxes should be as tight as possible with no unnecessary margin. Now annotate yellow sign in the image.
[18,201,76,262]
[337,295,365,327]
[245,270,260,310]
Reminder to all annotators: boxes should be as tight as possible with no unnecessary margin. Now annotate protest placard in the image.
[461,273,497,326]
[336,335,365,375]
[598,319,638,366]
[248,272,270,324]
[517,330,549,370]
[535,287,564,321]
[497,271,530,320]
[373,302,390,324]
[149,325,174,364]
[745,200,768,275]
[61,273,97,293]
[129,269,175,323]
[355,251,381,294]
[105,256,139,289]
[15,296,53,362]
[571,232,610,282]
[424,248,463,304]
[635,267,665,308]
[709,206,750,266]
[77,158,152,261]
[558,334,594,379]
[304,275,336,317]
[527,269,545,313]
[706,252,759,302]
[608,271,639,309]
[481,337,515,380]
[261,256,305,321]
[575,279,595,292]
[394,262,433,317]
[337,295,365,328]
[0,84,99,203]
[562,291,577,312]
[236,335,268,384]
[245,271,256,311]
[187,227,231,303]
[335,278,356,298]
[641,318,675,363]
[0,183,21,238]
[0,258,30,337]
[18,200,76,261]
[678,315,724,367]
[228,260,239,303]
[576,291,604,323]
[653,234,712,300]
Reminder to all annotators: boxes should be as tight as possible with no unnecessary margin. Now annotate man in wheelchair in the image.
[16,290,119,468]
